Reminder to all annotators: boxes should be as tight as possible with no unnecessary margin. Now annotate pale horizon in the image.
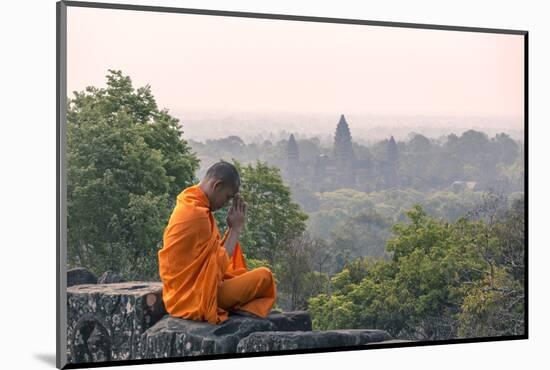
[68,7,525,128]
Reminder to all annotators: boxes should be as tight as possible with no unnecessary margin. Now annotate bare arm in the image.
[225,194,247,257]
[223,227,242,257]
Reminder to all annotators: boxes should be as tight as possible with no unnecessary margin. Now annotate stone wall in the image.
[66,277,400,365]
[138,311,313,359]
[67,282,165,363]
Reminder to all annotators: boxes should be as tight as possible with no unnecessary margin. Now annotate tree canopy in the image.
[67,70,199,279]
[308,196,524,340]
[214,160,308,265]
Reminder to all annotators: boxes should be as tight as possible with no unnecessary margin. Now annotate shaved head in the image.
[203,161,241,191]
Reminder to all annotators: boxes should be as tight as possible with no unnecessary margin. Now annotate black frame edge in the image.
[62,0,527,35]
[57,1,68,369]
[523,32,529,338]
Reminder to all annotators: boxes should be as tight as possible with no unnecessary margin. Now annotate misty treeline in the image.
[189,121,523,195]
[67,71,524,340]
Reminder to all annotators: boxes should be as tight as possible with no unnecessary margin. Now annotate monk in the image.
[158,161,276,324]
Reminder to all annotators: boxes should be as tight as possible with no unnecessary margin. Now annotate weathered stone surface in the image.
[67,267,97,287]
[138,311,313,359]
[65,282,396,364]
[138,315,275,359]
[236,329,393,352]
[67,282,165,364]
[98,270,125,284]
[266,311,312,331]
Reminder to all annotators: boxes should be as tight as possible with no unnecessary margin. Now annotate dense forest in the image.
[67,71,525,341]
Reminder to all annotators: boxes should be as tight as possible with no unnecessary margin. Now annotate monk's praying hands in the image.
[226,194,247,232]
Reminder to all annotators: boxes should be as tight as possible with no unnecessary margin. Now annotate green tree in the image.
[276,233,319,310]
[214,160,308,265]
[397,134,438,190]
[491,133,519,166]
[457,195,525,337]
[458,267,524,337]
[330,209,392,263]
[67,70,199,280]
[308,198,524,340]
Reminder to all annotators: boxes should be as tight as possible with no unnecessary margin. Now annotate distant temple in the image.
[333,115,355,187]
[286,133,299,179]
[284,114,400,192]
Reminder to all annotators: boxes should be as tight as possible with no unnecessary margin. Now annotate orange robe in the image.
[158,184,276,324]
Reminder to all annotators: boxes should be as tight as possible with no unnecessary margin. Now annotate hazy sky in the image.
[67,6,524,122]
